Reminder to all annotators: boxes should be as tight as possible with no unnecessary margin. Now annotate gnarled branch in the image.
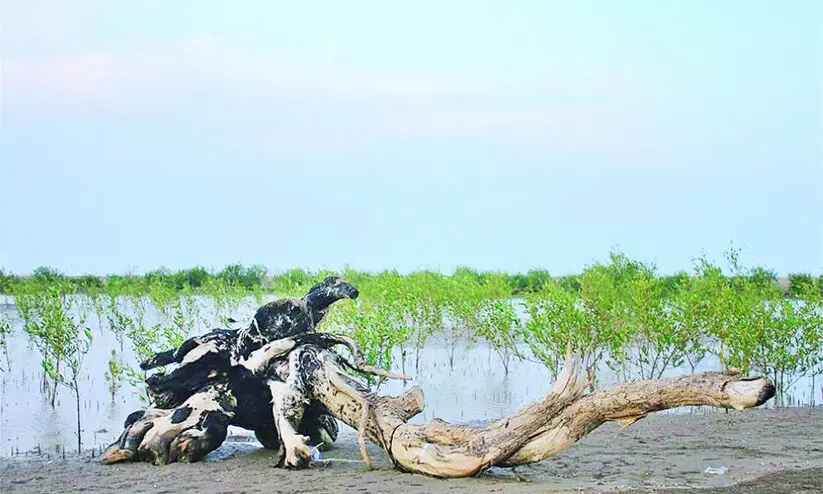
[293,344,775,478]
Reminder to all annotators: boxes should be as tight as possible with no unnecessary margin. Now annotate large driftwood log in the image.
[267,343,775,478]
[103,278,776,478]
[105,334,775,475]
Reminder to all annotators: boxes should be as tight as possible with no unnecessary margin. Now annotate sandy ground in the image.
[2,407,821,494]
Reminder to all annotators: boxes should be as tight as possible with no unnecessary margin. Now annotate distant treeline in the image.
[1,259,820,299]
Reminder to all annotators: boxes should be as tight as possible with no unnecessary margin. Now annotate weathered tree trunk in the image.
[104,332,775,476]
[268,343,775,478]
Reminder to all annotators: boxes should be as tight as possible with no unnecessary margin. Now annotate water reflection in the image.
[1,298,819,457]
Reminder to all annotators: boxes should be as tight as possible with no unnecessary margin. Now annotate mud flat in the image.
[2,407,820,494]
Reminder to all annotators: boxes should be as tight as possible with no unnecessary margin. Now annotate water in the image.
[0,296,819,458]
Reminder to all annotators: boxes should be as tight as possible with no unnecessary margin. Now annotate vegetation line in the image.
[1,248,821,454]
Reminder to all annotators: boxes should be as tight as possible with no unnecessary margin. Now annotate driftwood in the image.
[103,279,776,478]
[103,277,361,465]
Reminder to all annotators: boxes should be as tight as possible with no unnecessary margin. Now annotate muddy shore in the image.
[2,407,821,493]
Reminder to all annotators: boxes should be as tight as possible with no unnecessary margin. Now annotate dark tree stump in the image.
[104,277,359,464]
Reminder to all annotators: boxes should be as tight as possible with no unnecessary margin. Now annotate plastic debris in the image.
[704,465,727,475]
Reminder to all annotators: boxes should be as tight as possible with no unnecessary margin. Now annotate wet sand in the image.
[2,407,821,493]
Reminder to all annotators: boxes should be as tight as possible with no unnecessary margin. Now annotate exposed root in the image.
[243,332,411,381]
[358,401,373,469]
[102,383,236,465]
[238,338,297,374]
[326,367,374,467]
[320,333,412,381]
[270,380,312,468]
[615,414,647,428]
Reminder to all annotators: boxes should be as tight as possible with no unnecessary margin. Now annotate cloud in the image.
[3,36,683,161]
[235,103,686,162]
[4,37,493,105]
[5,35,663,100]
[5,54,120,101]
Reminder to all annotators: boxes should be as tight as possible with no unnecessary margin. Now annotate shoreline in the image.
[3,407,821,493]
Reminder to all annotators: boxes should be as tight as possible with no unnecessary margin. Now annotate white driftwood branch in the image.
[297,345,776,478]
[500,371,775,466]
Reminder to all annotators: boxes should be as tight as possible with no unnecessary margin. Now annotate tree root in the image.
[358,401,373,469]
[105,332,776,479]
[102,382,237,465]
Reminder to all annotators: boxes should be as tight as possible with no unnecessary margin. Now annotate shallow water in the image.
[0,296,819,457]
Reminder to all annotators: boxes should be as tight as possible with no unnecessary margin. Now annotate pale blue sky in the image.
[1,1,821,276]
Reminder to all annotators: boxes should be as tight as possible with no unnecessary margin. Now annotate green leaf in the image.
[41,359,59,382]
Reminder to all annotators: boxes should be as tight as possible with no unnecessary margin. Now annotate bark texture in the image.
[277,345,775,478]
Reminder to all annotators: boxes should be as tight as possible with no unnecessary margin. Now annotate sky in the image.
[1,1,821,276]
